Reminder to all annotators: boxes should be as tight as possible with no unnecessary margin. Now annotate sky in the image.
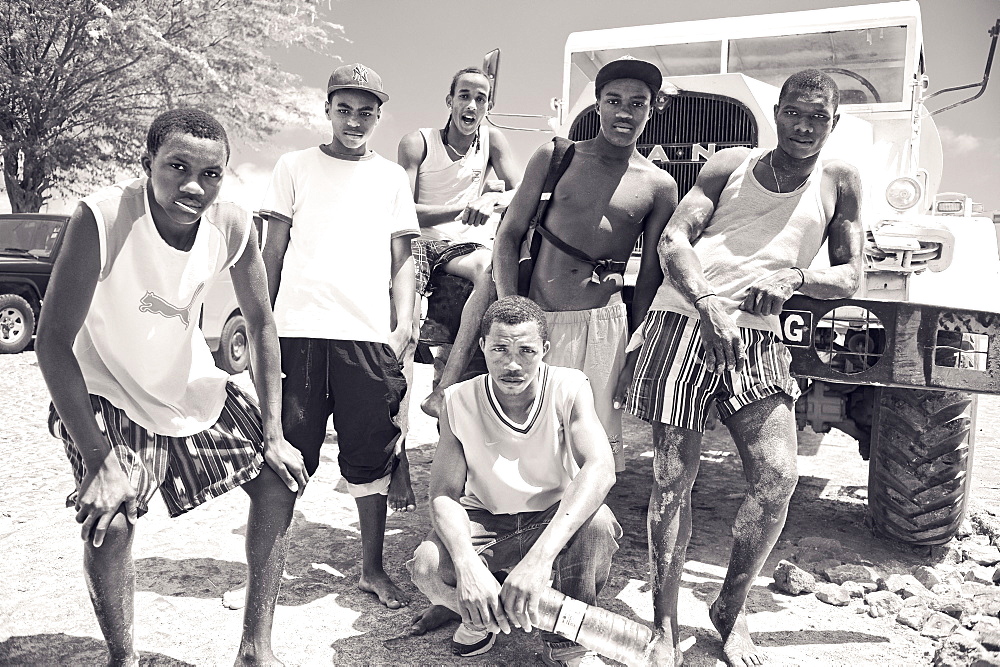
[15,0,1000,214]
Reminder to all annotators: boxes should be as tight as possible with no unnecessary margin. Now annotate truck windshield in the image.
[728,26,908,104]
[0,218,63,258]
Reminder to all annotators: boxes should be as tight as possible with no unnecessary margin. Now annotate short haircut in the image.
[449,67,491,96]
[779,69,840,112]
[480,296,549,342]
[146,108,231,161]
[596,80,656,102]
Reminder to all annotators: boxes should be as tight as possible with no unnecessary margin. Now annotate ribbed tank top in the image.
[649,149,829,334]
[416,125,491,244]
[445,364,589,515]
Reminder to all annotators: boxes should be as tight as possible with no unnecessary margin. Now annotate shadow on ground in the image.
[0,633,194,666]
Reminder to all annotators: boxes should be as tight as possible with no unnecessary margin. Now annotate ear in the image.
[542,340,550,356]
[141,153,153,177]
[831,112,841,132]
[324,99,332,118]
[479,337,486,353]
[446,93,453,108]
[773,103,779,121]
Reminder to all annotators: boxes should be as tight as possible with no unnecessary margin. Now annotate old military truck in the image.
[552,1,1000,545]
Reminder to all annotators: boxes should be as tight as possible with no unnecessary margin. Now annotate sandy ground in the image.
[2,348,999,666]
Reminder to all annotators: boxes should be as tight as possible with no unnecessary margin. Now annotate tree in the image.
[0,0,343,212]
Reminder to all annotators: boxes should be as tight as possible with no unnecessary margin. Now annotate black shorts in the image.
[279,338,406,485]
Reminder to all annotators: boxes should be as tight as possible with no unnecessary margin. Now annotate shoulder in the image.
[706,146,752,173]
[486,126,512,150]
[631,156,677,192]
[398,130,427,159]
[445,374,483,408]
[821,159,862,187]
[548,365,590,397]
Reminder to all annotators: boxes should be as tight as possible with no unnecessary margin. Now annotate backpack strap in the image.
[531,136,575,229]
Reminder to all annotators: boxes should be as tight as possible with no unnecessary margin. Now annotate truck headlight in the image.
[886,177,923,212]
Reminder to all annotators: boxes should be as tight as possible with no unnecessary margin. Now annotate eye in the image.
[361,111,372,117]
[170,163,186,171]
[204,170,221,179]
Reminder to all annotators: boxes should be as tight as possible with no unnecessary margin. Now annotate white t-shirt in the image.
[76,177,251,437]
[260,147,420,343]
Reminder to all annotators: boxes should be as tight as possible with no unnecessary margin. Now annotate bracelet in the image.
[791,267,805,290]
[693,293,716,306]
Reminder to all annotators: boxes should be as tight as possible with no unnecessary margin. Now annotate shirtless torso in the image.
[529,140,669,313]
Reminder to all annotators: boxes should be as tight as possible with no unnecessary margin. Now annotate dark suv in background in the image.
[0,213,68,354]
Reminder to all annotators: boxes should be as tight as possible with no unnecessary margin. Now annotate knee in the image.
[245,465,297,505]
[756,465,798,511]
[410,540,446,593]
[469,260,494,289]
[576,505,622,551]
[87,511,133,556]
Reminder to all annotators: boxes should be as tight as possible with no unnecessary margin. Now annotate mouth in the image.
[612,123,634,133]
[460,112,477,125]
[175,199,202,214]
[498,376,525,386]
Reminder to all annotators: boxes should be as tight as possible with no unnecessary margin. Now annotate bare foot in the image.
[234,646,284,666]
[709,600,764,667]
[409,604,460,635]
[420,389,444,418]
[222,585,246,610]
[644,630,685,666]
[358,571,411,609]
[388,451,416,512]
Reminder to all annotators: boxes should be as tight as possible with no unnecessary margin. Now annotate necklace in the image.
[441,126,475,163]
[766,151,808,193]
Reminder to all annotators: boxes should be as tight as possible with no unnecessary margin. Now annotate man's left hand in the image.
[263,437,309,496]
[499,558,552,632]
[461,193,499,227]
[740,268,801,316]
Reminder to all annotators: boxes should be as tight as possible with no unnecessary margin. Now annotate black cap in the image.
[595,58,662,97]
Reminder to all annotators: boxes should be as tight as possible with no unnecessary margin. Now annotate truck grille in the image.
[568,92,758,200]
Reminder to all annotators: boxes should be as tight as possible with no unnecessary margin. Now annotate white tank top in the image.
[76,177,251,436]
[416,125,492,245]
[445,364,590,515]
[649,149,829,334]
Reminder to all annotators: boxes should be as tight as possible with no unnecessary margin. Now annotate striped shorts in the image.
[411,238,483,296]
[626,310,800,432]
[50,382,264,518]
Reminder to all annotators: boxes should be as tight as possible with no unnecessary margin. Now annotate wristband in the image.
[791,267,805,290]
[693,293,716,306]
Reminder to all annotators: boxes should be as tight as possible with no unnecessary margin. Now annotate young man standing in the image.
[622,70,863,666]
[36,109,307,666]
[409,296,620,665]
[493,58,677,472]
[397,67,521,419]
[260,63,419,610]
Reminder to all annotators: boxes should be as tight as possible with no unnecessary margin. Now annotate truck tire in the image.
[214,314,249,375]
[0,294,35,354]
[867,387,976,545]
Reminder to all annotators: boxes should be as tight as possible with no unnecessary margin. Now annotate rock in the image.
[973,617,1000,633]
[913,565,944,590]
[797,536,843,551]
[826,563,878,585]
[808,558,846,576]
[970,656,1000,667]
[944,570,969,587]
[904,596,931,609]
[842,581,869,598]
[866,590,904,618]
[968,566,997,585]
[933,595,980,621]
[993,565,1000,584]
[922,611,962,639]
[934,583,965,597]
[980,629,1000,652]
[933,542,965,565]
[773,560,817,595]
[792,547,829,565]
[959,561,981,575]
[815,583,851,606]
[974,589,1000,616]
[933,634,987,666]
[880,573,931,600]
[964,582,993,599]
[898,605,931,631]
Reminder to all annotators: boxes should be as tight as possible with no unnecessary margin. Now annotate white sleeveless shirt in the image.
[445,364,591,515]
[76,177,251,436]
[649,149,829,334]
[416,125,492,245]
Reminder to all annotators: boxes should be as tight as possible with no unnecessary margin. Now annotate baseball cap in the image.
[327,63,389,105]
[595,58,662,97]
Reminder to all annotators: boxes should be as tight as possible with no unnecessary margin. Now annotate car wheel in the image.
[214,314,249,374]
[0,294,35,354]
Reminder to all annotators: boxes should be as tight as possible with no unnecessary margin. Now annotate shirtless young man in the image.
[397,67,520,419]
[492,58,678,472]
[621,70,863,666]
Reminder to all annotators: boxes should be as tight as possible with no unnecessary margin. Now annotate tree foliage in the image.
[0,0,343,212]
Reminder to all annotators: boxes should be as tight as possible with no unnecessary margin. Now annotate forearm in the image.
[431,495,486,575]
[522,465,614,567]
[262,250,283,308]
[630,265,663,333]
[662,239,715,306]
[37,341,111,469]
[390,251,416,333]
[492,233,520,298]
[245,315,284,441]
[796,263,860,300]
[416,203,466,228]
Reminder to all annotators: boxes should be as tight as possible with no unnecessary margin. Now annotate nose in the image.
[346,114,360,127]
[179,178,204,195]
[794,117,813,133]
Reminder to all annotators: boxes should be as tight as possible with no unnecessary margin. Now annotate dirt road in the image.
[2,349,998,666]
